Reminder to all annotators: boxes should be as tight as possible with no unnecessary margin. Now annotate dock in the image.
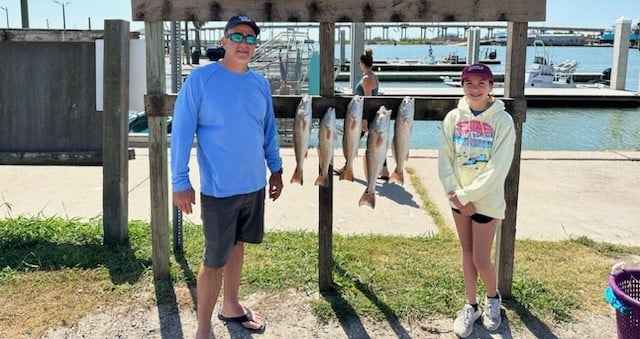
[336,71,604,82]
[376,86,640,107]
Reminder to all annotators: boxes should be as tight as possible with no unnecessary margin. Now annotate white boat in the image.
[525,41,578,88]
[440,75,504,88]
[441,41,579,88]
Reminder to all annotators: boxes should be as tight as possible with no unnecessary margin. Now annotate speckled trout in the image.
[390,96,415,185]
[339,95,364,181]
[315,107,336,187]
[290,95,312,185]
[359,105,392,208]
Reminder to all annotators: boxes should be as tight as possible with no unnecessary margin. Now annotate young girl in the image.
[437,63,515,338]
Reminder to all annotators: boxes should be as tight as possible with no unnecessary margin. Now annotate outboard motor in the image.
[600,68,611,85]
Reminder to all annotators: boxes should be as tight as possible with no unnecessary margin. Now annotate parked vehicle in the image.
[205,46,225,61]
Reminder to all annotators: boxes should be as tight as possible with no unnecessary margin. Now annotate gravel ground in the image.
[39,289,619,339]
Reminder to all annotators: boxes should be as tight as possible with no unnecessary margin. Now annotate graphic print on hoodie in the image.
[454,119,494,167]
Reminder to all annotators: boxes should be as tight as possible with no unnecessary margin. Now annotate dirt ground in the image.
[39,289,619,339]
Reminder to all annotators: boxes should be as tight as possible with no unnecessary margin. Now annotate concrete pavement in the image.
[1,147,639,246]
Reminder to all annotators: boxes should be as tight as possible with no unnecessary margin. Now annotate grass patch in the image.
[1,216,638,337]
[1,168,638,336]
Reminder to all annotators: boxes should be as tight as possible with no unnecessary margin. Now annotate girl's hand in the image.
[448,191,463,209]
[459,202,476,216]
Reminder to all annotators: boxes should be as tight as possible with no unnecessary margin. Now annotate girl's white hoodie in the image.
[438,97,516,219]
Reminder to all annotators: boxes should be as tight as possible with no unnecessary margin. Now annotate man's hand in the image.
[269,172,283,201]
[173,188,196,214]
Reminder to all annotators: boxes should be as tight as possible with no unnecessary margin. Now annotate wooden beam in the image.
[0,29,139,42]
[102,20,130,245]
[146,21,171,281]
[130,0,546,23]
[496,21,528,299]
[145,94,523,122]
[0,151,102,165]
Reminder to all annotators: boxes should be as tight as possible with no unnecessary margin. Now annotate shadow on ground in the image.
[0,237,149,285]
[322,263,412,338]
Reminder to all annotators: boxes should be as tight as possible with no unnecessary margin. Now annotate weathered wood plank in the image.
[145,94,522,122]
[0,41,102,154]
[318,22,335,293]
[504,22,528,98]
[497,21,529,299]
[0,29,139,42]
[146,21,171,281]
[319,23,335,97]
[0,151,102,165]
[102,20,130,245]
[130,0,546,23]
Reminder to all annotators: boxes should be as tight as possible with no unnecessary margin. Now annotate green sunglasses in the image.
[226,32,257,45]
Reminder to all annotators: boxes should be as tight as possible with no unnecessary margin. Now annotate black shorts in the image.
[451,208,494,224]
[200,189,265,268]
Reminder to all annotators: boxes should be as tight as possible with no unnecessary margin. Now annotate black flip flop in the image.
[378,175,389,182]
[218,307,266,333]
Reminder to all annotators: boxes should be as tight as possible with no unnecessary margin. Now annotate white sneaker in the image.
[482,292,502,331]
[453,304,480,338]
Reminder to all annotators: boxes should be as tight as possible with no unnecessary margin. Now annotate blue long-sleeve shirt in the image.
[170,62,282,198]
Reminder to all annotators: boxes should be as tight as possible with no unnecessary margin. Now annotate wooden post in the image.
[466,27,480,64]
[610,18,631,90]
[20,0,29,28]
[497,21,528,298]
[318,21,335,293]
[350,23,365,91]
[146,21,170,280]
[102,20,130,245]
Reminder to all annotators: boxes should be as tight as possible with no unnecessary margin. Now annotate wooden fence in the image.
[132,0,540,297]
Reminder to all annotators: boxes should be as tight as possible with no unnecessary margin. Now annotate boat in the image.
[599,27,640,44]
[435,48,500,65]
[525,40,577,88]
[440,41,579,88]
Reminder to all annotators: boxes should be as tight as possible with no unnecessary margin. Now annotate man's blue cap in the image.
[225,15,260,35]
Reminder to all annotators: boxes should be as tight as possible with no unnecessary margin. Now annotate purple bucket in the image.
[609,269,640,339]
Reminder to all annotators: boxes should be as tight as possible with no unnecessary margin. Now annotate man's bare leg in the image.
[195,264,223,339]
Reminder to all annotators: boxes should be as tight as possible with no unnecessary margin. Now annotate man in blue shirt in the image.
[171,15,283,338]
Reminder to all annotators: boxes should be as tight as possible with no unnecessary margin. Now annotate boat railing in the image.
[250,29,318,96]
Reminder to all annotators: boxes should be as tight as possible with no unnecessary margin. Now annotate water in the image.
[330,44,640,151]
[395,107,640,151]
[334,44,640,90]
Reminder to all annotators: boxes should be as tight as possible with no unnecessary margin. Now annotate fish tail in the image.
[389,169,404,185]
[358,190,375,208]
[290,169,303,185]
[339,168,354,181]
[314,174,328,187]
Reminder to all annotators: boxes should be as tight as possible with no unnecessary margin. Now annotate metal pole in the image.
[62,3,66,29]
[170,21,184,253]
[53,1,70,29]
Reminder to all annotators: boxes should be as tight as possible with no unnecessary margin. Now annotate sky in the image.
[1,0,639,33]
